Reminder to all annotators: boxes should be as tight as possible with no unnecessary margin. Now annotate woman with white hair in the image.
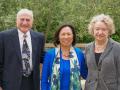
[85,14,120,90]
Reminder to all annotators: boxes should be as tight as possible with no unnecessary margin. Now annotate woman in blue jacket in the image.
[41,24,88,90]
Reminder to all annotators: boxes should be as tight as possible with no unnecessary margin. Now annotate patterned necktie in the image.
[22,34,31,77]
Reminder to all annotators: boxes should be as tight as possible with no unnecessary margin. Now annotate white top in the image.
[18,29,33,70]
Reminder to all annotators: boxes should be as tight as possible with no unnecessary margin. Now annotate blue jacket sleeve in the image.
[75,48,88,79]
[41,48,55,90]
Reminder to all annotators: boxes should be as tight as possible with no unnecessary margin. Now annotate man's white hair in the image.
[17,8,33,20]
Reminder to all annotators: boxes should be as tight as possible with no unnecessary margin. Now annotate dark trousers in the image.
[21,73,34,90]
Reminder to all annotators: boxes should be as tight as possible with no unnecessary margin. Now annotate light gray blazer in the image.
[84,38,120,90]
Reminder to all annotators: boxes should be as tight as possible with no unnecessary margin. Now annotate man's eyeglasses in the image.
[20,18,31,22]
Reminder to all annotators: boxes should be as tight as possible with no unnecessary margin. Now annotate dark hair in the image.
[54,24,76,47]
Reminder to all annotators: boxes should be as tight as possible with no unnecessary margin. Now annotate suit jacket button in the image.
[98,68,101,71]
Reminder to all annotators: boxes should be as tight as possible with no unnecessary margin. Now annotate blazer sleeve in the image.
[75,48,88,79]
[113,42,120,89]
[39,33,45,64]
[41,49,54,90]
[0,32,4,88]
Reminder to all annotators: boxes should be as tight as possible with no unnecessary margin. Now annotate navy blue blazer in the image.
[0,28,45,90]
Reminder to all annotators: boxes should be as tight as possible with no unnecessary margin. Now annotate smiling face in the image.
[93,21,109,42]
[16,13,33,33]
[59,26,73,47]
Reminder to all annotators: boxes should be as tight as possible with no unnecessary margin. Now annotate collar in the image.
[18,29,31,39]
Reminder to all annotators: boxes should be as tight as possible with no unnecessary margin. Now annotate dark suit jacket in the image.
[0,28,45,90]
[85,38,120,90]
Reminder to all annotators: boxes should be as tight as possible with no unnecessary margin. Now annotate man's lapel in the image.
[12,29,22,66]
[30,31,38,69]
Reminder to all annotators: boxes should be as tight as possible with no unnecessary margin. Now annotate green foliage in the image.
[0,0,120,43]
